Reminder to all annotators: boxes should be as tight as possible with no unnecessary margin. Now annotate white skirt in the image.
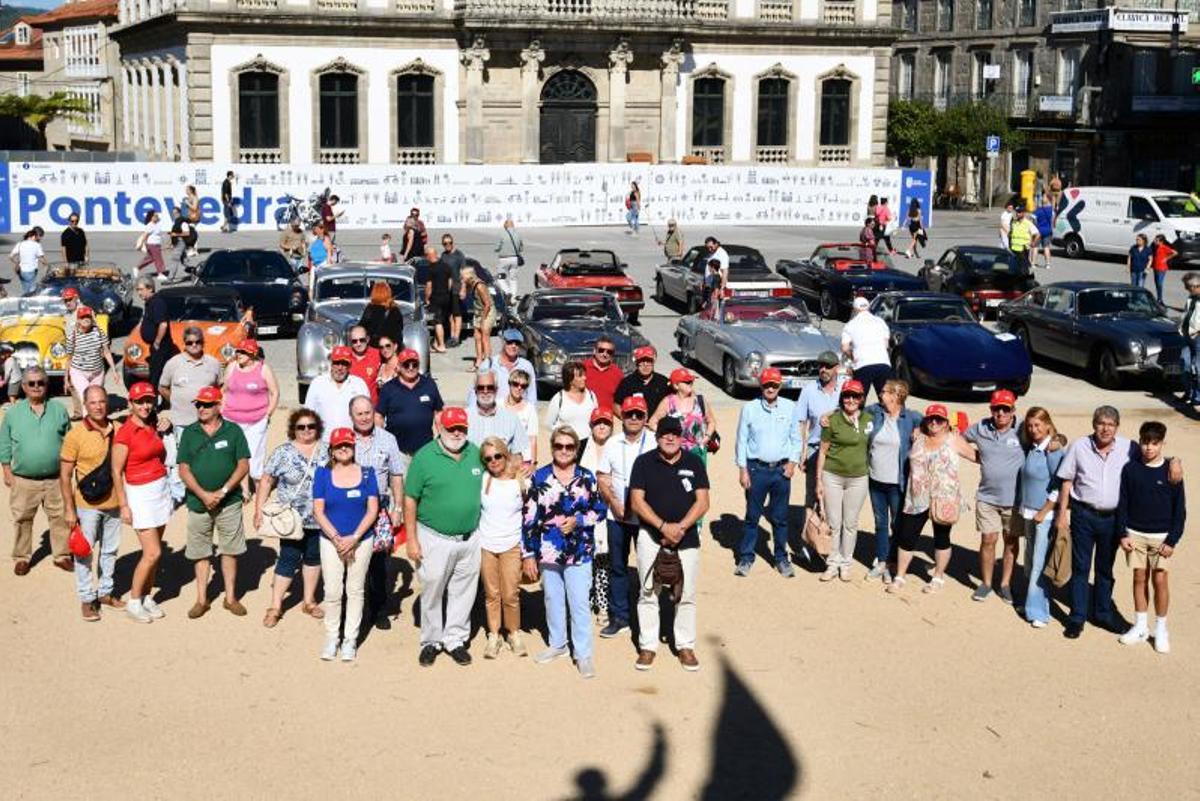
[236,417,269,480]
[126,476,174,530]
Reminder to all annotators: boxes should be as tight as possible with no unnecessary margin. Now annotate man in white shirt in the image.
[9,228,47,295]
[595,395,657,638]
[304,346,370,440]
[841,296,892,400]
[998,199,1014,249]
[704,236,730,287]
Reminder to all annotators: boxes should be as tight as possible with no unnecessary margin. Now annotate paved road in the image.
[12,211,1190,414]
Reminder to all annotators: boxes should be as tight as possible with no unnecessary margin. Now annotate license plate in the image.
[257,325,279,335]
[736,290,770,298]
[785,376,804,389]
[972,382,997,392]
[985,299,1003,307]
[1164,364,1183,375]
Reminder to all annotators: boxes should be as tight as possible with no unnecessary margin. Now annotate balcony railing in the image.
[895,91,1089,122]
[823,0,856,23]
[236,0,278,7]
[396,0,437,8]
[817,145,851,165]
[456,0,730,20]
[238,147,283,164]
[318,147,361,164]
[317,0,358,9]
[396,146,437,164]
[757,0,793,21]
[690,146,726,164]
[754,145,789,164]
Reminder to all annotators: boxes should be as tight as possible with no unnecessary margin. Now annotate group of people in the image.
[859,195,927,260]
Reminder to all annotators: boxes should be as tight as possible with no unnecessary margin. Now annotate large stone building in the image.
[891,0,1199,199]
[109,0,898,166]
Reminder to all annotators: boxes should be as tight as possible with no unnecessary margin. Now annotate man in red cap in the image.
[345,325,382,406]
[613,345,670,420]
[963,388,1024,604]
[584,335,624,411]
[305,346,370,440]
[376,347,444,461]
[176,385,251,619]
[733,367,802,577]
[403,406,484,667]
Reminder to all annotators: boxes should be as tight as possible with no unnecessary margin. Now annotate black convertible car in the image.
[996,281,1185,389]
[196,249,308,336]
[919,246,1038,319]
[776,243,925,320]
[33,263,137,334]
[510,288,650,390]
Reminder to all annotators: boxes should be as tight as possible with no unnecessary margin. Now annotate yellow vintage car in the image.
[0,296,109,392]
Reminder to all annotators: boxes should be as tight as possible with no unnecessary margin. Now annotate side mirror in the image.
[924,259,935,270]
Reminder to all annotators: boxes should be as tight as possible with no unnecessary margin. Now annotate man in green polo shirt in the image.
[0,367,72,575]
[403,406,484,668]
[177,385,250,620]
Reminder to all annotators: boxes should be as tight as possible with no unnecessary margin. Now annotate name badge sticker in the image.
[681,478,694,492]
[472,467,482,476]
[347,489,361,498]
[214,440,228,449]
[678,469,695,477]
[420,395,431,402]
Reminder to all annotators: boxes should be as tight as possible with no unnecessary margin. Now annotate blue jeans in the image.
[626,206,640,232]
[274,528,321,577]
[1022,515,1055,623]
[1153,270,1166,303]
[1130,270,1145,288]
[73,507,122,602]
[607,520,637,624]
[542,562,593,660]
[18,271,37,296]
[868,479,902,564]
[1182,336,1200,402]
[1067,505,1119,626]
[739,462,791,565]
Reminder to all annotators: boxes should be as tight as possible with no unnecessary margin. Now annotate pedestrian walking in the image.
[134,211,166,277]
[462,266,495,369]
[60,213,89,266]
[902,198,925,258]
[493,218,524,303]
[424,245,452,352]
[816,379,872,582]
[659,219,684,261]
[1017,406,1065,629]
[1033,195,1054,269]
[476,437,528,658]
[998,199,1014,250]
[438,234,468,348]
[308,223,332,270]
[625,181,641,234]
[1178,273,1200,405]
[864,379,922,583]
[304,346,370,438]
[320,194,341,243]
[875,197,896,254]
[1006,205,1040,272]
[167,207,192,281]
[400,207,427,262]
[220,171,237,233]
[9,227,47,295]
[182,185,201,258]
[841,296,891,399]
[1128,234,1152,288]
[65,305,119,414]
[221,339,278,493]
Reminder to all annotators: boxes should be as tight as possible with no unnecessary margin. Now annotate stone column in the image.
[177,60,189,160]
[519,40,544,164]
[149,59,162,154]
[138,62,151,150]
[460,35,489,165]
[129,65,141,147]
[162,59,176,160]
[658,40,685,164]
[608,39,633,163]
[121,66,130,145]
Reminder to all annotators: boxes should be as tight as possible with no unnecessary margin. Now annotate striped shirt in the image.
[68,327,109,372]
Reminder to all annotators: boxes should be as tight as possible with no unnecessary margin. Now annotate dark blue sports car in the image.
[776,243,926,321]
[33,263,137,334]
[869,291,1032,396]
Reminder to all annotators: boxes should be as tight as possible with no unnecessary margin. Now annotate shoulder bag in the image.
[257,448,318,541]
[929,494,960,526]
[505,228,524,267]
[802,500,833,556]
[1043,525,1072,588]
[78,431,115,505]
[696,394,720,454]
[645,544,684,604]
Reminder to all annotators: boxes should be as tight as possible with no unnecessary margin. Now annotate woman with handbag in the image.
[112,381,175,623]
[890,403,977,594]
[255,408,328,628]
[312,427,379,662]
[816,379,872,582]
[521,426,608,679]
[222,339,278,497]
[1017,407,1066,628]
[476,437,528,659]
[462,267,495,371]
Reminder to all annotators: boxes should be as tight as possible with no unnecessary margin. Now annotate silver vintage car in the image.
[296,263,430,402]
[674,295,841,397]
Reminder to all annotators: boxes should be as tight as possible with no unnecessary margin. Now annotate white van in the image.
[1052,187,1200,263]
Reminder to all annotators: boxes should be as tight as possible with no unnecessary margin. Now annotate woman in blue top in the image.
[1016,407,1065,628]
[313,427,379,662]
[1033,195,1055,269]
[864,379,924,584]
[1127,233,1152,288]
[522,425,608,679]
[308,222,332,270]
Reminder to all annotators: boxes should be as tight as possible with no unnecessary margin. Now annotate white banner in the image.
[0,161,929,234]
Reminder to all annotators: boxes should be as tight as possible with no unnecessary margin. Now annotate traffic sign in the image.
[986,135,1001,156]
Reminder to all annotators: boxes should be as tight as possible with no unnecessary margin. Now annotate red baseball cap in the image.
[621,395,648,414]
[62,287,80,301]
[440,406,469,429]
[759,367,783,386]
[195,386,222,404]
[669,367,695,385]
[236,338,259,356]
[633,346,656,362]
[329,427,356,448]
[924,403,949,420]
[590,407,614,426]
[127,381,156,401]
[76,305,94,318]
[397,348,420,364]
[989,389,1016,408]
[841,379,865,396]
[330,345,353,364]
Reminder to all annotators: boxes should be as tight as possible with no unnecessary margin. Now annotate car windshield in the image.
[1153,196,1200,219]
[204,251,295,281]
[558,252,622,276]
[530,295,622,322]
[725,247,768,273]
[960,250,1023,273]
[316,276,414,304]
[817,245,892,271]
[0,297,69,317]
[720,299,810,323]
[161,294,240,321]
[1077,288,1160,317]
[894,299,976,322]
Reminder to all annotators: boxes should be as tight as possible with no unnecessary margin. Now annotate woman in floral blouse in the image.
[522,425,608,679]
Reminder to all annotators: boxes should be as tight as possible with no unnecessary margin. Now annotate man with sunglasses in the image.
[376,347,444,464]
[584,335,624,412]
[613,345,670,421]
[734,368,802,578]
[159,327,223,437]
[1,367,72,576]
[306,346,370,441]
[596,395,657,638]
[60,213,88,266]
[470,329,538,405]
[404,407,484,667]
[466,370,530,463]
[441,234,467,348]
[345,325,382,406]
[176,385,251,619]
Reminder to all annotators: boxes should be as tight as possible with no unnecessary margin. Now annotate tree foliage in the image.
[885,99,941,166]
[886,99,1026,164]
[0,92,93,146]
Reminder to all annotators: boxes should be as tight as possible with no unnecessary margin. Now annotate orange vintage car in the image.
[122,286,251,384]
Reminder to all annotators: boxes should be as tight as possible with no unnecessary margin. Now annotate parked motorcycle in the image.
[274,187,330,231]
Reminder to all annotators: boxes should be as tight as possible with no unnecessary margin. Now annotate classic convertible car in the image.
[535,249,643,323]
[296,263,431,402]
[674,296,840,397]
[919,246,1037,319]
[996,281,1184,389]
[33,263,136,334]
[196,249,308,336]
[655,244,790,314]
[0,296,109,391]
[776,243,925,320]
[870,291,1033,397]
[509,289,650,390]
[122,286,249,385]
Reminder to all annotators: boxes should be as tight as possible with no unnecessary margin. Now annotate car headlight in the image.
[101,297,117,314]
[322,331,337,352]
[126,343,143,361]
[541,346,564,368]
[746,351,764,376]
[1130,340,1145,360]
[50,342,67,359]
[220,344,235,361]
[290,291,304,308]
[1178,231,1197,241]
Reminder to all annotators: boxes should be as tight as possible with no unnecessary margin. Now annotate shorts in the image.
[1126,533,1168,571]
[449,293,463,317]
[976,500,1018,538]
[126,477,174,529]
[185,501,247,560]
[430,296,451,328]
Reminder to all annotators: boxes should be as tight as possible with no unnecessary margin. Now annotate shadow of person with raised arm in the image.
[566,723,666,801]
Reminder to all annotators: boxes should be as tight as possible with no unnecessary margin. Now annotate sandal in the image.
[923,576,946,594]
[302,602,325,620]
[886,576,906,594]
[263,608,282,628]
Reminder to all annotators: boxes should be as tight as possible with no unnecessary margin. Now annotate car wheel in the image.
[722,357,746,398]
[894,352,917,393]
[686,293,700,315]
[1011,323,1034,358]
[1090,346,1122,390]
[676,334,694,366]
[1063,234,1084,259]
[654,277,667,303]
[819,289,838,320]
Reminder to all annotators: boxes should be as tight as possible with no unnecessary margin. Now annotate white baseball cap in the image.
[852,297,870,311]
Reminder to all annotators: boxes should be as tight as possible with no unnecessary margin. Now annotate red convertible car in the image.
[535,249,644,323]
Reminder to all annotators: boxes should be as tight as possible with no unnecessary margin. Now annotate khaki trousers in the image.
[10,476,68,561]
[479,545,521,634]
[320,537,373,641]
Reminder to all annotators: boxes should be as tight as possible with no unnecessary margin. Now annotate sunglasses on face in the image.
[596,347,615,355]
[475,385,497,392]
[294,422,317,431]
[509,381,528,389]
[843,394,863,402]
[333,443,354,452]
[194,401,217,409]
[132,396,155,405]
[350,337,368,344]
[553,442,577,452]
[592,420,612,427]
[380,343,395,350]
[445,426,468,435]
[185,340,202,347]
[927,417,947,425]
[332,360,351,367]
[763,383,781,390]
[625,411,646,420]
[483,453,505,464]
[24,380,46,388]
[991,406,1013,413]
[401,360,419,369]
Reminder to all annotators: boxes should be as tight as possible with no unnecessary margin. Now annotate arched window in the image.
[319,72,358,150]
[819,79,850,147]
[238,71,279,150]
[692,77,724,149]
[397,73,434,149]
[756,78,788,149]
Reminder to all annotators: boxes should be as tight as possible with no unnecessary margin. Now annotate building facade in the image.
[110,0,897,165]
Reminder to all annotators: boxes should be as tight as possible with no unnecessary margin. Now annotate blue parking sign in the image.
[986,135,1001,155]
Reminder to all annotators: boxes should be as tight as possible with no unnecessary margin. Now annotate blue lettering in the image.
[84,196,112,226]
[199,197,220,225]
[49,196,81,225]
[255,192,272,225]
[114,191,132,226]
[134,196,162,223]
[18,188,46,224]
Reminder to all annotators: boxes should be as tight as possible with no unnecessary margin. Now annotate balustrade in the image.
[754,145,789,164]
[396,147,437,164]
[239,148,283,164]
[318,147,361,164]
[817,145,851,165]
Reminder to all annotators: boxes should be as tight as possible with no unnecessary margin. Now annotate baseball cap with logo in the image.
[633,346,656,362]
[621,395,648,414]
[62,287,80,301]
[759,367,783,386]
[440,407,469,430]
[669,367,695,385]
[924,403,949,420]
[128,381,156,401]
[990,389,1016,409]
[398,348,420,364]
[502,329,524,343]
[655,417,684,437]
[195,386,223,404]
[330,345,353,364]
[76,305,94,318]
[329,427,356,448]
[236,339,259,356]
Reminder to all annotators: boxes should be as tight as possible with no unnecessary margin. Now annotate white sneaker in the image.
[125,598,152,624]
[1119,626,1149,646]
[340,641,357,663]
[1154,629,1170,654]
[1030,619,1047,629]
[142,596,166,619]
[320,637,339,661]
[819,564,839,582]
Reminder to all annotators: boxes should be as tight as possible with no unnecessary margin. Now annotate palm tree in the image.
[0,91,94,148]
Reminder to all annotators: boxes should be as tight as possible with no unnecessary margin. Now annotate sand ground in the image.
[1,400,1198,801]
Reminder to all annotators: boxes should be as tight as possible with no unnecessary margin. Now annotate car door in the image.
[790,254,823,300]
[679,247,706,302]
[1128,195,1168,244]
[1040,287,1079,362]
[691,304,722,370]
[535,257,557,289]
